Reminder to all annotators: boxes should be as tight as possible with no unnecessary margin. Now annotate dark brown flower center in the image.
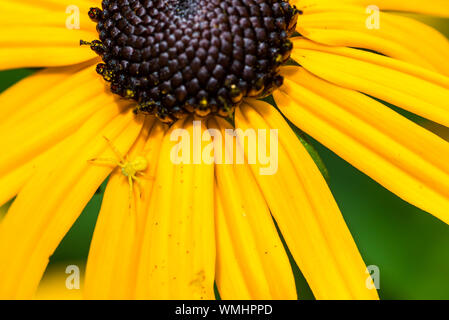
[84,0,299,123]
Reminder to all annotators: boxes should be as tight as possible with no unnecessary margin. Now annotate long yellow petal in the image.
[276,66,449,225]
[291,47,449,128]
[234,101,378,300]
[0,68,107,171]
[0,0,98,69]
[214,190,252,299]
[0,108,144,299]
[135,118,215,299]
[0,65,134,207]
[291,38,449,90]
[0,61,95,121]
[294,0,449,17]
[209,117,297,300]
[295,2,449,74]
[84,119,167,299]
[0,1,97,33]
[336,0,449,16]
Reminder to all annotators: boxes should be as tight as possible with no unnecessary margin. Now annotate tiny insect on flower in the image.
[88,136,149,208]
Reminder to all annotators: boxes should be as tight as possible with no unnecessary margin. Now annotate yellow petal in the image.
[209,117,297,300]
[234,100,378,300]
[291,46,449,128]
[135,118,215,299]
[276,66,449,225]
[298,11,449,74]
[0,64,133,207]
[294,1,449,74]
[0,108,144,299]
[213,191,252,299]
[0,1,97,33]
[0,0,98,69]
[84,119,168,299]
[291,38,449,90]
[294,0,449,17]
[333,0,449,16]
[0,62,95,121]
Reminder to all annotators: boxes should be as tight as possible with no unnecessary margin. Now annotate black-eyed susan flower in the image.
[0,0,449,300]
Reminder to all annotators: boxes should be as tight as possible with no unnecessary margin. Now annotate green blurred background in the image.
[1,16,449,300]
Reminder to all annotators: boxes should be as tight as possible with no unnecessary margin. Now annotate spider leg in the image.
[136,172,155,181]
[103,135,126,163]
[88,157,118,167]
[128,175,134,210]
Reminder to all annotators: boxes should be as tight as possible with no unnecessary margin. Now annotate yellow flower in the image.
[0,0,449,300]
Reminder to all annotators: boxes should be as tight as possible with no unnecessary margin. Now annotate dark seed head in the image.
[85,0,298,123]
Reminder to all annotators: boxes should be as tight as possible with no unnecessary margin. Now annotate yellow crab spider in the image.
[89,136,148,208]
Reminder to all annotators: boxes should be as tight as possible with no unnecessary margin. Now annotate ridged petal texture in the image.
[234,100,379,299]
[278,39,449,225]
[210,116,297,300]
